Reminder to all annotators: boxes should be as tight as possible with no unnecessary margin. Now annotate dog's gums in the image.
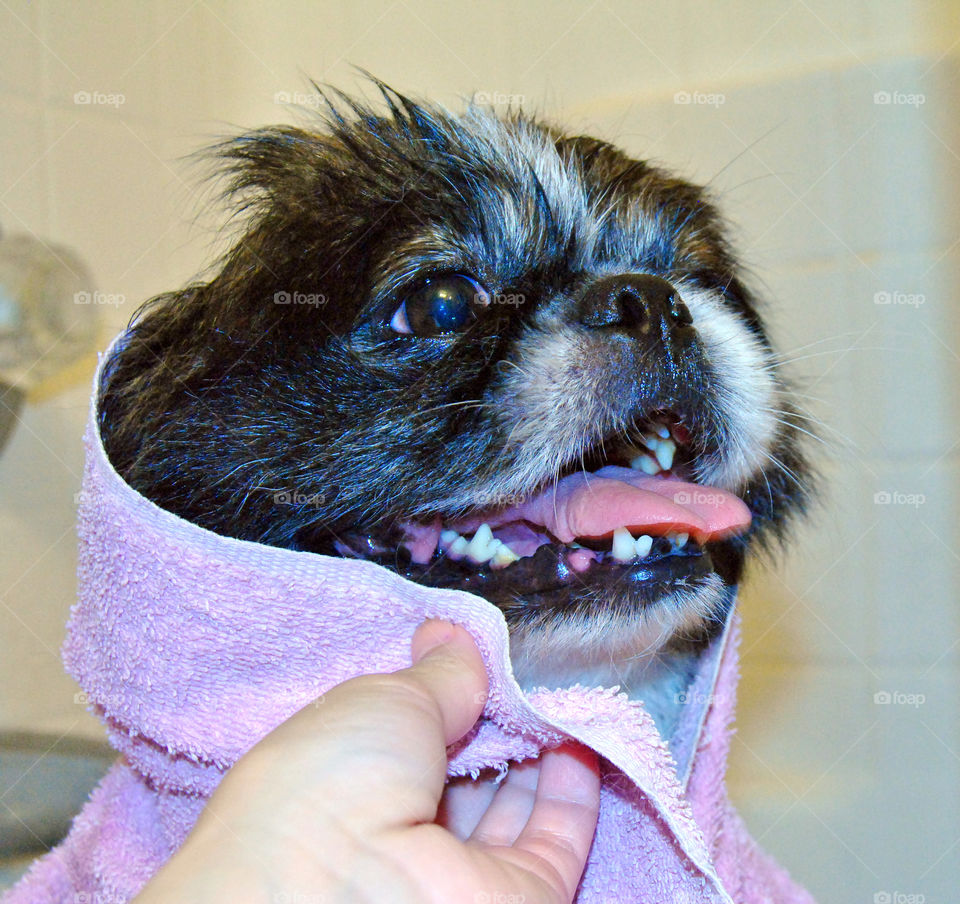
[97,81,811,711]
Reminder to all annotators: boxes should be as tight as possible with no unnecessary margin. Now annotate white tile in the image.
[37,0,161,122]
[491,0,690,109]
[45,111,185,319]
[868,458,960,667]
[738,458,878,668]
[867,663,960,901]
[0,95,51,236]
[729,662,882,901]
[680,0,870,86]
[580,69,845,266]
[844,249,960,461]
[0,0,42,99]
[732,660,960,900]
[0,385,102,738]
[831,56,959,255]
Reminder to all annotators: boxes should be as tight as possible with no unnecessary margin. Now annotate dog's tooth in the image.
[635,534,653,558]
[448,536,469,559]
[654,424,671,439]
[632,454,662,475]
[675,532,688,549]
[466,524,498,563]
[440,529,459,546]
[491,544,520,568]
[612,527,638,562]
[654,437,676,471]
[471,538,503,564]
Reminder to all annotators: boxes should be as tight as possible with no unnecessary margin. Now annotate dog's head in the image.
[100,84,809,687]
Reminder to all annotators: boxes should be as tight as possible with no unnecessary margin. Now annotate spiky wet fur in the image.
[98,83,810,725]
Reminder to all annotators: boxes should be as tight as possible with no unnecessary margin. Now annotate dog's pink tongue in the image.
[511,466,750,544]
[402,467,752,564]
[448,465,751,546]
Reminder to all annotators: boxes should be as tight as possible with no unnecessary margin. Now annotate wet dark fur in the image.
[98,84,809,658]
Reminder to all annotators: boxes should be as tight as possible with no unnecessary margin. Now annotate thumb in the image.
[407,619,490,746]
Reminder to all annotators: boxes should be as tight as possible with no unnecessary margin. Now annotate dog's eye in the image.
[389,275,489,337]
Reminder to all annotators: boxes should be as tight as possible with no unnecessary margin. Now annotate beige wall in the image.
[1,1,958,900]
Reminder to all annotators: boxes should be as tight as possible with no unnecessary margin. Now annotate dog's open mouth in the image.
[311,412,752,610]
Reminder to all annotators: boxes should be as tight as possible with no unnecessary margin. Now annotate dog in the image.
[98,81,809,736]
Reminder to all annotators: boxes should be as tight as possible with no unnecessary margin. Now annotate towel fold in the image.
[3,335,816,903]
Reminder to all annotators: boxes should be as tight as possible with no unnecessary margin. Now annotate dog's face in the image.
[100,86,808,690]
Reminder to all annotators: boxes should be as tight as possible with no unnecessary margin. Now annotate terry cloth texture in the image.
[4,335,816,904]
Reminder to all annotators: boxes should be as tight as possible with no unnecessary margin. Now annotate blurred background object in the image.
[1,1,958,899]
[0,231,99,453]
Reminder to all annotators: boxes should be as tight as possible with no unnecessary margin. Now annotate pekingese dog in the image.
[98,82,809,735]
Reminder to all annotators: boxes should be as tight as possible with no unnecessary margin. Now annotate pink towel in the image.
[4,336,816,904]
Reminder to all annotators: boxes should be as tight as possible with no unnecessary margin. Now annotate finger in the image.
[315,620,488,822]
[436,772,501,839]
[408,619,490,746]
[223,620,488,835]
[468,757,542,846]
[509,743,601,901]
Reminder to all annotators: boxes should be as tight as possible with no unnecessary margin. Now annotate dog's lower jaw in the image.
[505,572,730,738]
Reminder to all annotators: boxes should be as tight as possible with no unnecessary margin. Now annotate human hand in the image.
[135,619,600,904]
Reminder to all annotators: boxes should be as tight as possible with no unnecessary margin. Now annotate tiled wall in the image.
[1,2,957,901]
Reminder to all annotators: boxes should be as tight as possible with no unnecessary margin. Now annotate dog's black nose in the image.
[577,274,693,334]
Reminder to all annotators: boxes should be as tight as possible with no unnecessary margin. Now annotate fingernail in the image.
[411,619,458,662]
